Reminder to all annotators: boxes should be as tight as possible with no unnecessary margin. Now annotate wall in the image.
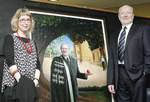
[0,0,25,55]
[106,3,150,18]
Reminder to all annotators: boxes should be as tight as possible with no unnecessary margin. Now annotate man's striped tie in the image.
[118,27,127,62]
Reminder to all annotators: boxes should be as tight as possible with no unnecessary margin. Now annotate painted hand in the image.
[86,69,92,76]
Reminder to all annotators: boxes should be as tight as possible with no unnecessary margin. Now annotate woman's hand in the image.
[33,78,39,87]
[14,72,21,82]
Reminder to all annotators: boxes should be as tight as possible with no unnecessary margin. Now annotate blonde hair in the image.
[11,8,35,33]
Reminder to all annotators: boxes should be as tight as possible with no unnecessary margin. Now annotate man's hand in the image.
[108,85,116,94]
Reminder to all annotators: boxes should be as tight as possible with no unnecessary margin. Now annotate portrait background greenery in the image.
[33,13,104,61]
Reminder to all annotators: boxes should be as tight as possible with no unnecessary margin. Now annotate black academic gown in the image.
[51,55,87,102]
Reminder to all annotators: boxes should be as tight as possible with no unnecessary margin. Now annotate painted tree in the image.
[33,14,104,62]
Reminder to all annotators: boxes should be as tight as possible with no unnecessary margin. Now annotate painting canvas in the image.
[31,10,110,102]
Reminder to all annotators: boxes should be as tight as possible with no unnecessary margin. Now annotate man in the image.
[51,43,91,102]
[107,5,150,102]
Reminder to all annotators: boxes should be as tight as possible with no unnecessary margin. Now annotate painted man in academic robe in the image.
[50,43,92,102]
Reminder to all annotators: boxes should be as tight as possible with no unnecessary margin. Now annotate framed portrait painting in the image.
[28,2,110,101]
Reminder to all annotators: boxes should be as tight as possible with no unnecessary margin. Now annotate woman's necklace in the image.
[16,32,32,54]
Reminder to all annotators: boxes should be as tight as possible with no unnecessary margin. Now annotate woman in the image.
[2,8,40,102]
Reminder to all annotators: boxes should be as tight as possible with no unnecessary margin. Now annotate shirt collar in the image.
[62,55,69,59]
[122,23,133,30]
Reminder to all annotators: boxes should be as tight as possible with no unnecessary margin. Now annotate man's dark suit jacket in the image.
[107,23,150,89]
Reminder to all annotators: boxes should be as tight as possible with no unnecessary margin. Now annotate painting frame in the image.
[25,1,110,102]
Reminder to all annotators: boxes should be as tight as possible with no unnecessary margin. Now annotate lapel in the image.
[69,57,75,69]
[66,56,71,66]
[114,30,121,56]
[61,55,75,79]
[124,24,137,51]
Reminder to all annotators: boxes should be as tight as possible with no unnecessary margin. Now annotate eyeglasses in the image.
[19,18,31,23]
